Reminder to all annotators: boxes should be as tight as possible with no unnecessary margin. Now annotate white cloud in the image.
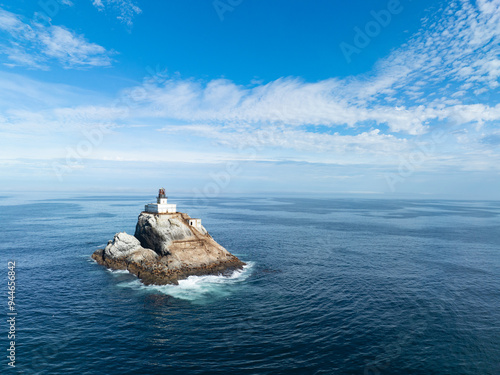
[1,0,500,176]
[160,124,411,158]
[118,73,498,137]
[0,70,116,135]
[0,8,114,69]
[91,0,142,27]
[94,0,498,140]
[381,0,500,95]
[39,26,111,67]
[0,70,104,108]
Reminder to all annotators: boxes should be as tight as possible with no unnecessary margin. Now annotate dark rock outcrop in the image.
[92,212,245,285]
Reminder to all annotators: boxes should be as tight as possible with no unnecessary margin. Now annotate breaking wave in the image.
[108,269,130,274]
[116,262,254,302]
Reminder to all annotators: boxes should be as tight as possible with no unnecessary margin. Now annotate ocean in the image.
[1,194,499,374]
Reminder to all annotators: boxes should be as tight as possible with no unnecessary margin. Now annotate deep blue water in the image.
[1,195,499,374]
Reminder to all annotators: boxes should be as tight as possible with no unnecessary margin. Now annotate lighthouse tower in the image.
[145,188,177,214]
[157,188,168,204]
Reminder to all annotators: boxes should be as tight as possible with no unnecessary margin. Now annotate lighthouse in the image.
[144,188,177,214]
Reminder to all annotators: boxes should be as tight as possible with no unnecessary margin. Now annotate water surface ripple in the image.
[0,196,499,374]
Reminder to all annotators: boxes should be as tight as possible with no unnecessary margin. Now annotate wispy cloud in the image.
[1,0,499,176]
[0,8,114,69]
[376,0,500,98]
[92,0,142,27]
[125,76,499,136]
[102,0,498,140]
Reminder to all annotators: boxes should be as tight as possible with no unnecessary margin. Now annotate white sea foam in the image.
[116,262,254,302]
[107,268,130,274]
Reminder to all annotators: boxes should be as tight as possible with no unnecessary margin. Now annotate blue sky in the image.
[0,0,499,198]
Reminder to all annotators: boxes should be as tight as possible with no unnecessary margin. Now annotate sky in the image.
[0,0,499,199]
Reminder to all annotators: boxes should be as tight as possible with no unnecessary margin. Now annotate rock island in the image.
[92,188,245,285]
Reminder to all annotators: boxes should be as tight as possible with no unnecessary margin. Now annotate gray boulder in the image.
[104,232,158,263]
[134,213,194,256]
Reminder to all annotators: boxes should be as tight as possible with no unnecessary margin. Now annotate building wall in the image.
[145,203,176,213]
[145,204,158,213]
[188,219,202,228]
[157,204,176,213]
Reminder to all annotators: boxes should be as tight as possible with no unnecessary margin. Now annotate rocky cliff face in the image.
[92,212,244,285]
[134,213,195,256]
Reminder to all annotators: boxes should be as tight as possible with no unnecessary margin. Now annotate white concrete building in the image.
[187,218,202,229]
[145,188,177,214]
